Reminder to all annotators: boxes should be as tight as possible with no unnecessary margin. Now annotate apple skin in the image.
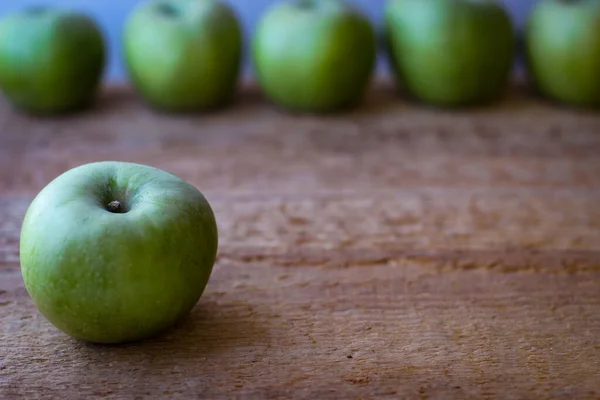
[525,0,600,108]
[0,7,106,115]
[252,0,377,113]
[19,161,219,344]
[384,0,515,107]
[123,0,242,112]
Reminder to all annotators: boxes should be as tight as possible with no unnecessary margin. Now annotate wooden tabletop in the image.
[1,82,599,399]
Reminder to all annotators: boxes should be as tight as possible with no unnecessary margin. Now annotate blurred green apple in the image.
[0,7,105,115]
[252,0,377,113]
[384,0,515,107]
[525,0,600,108]
[123,0,242,112]
[20,161,219,344]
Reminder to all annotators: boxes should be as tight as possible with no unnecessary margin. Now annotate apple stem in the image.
[107,200,123,213]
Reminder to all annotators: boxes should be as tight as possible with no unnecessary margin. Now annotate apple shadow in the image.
[389,86,517,114]
[228,78,405,118]
[93,83,266,119]
[352,74,565,116]
[0,95,102,122]
[73,297,270,365]
[32,76,587,123]
[518,83,600,114]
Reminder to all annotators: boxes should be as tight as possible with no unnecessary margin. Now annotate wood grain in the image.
[1,83,600,399]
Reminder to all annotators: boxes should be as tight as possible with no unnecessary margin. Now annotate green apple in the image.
[384,0,515,107]
[0,7,105,115]
[252,0,377,112]
[525,0,600,108]
[20,161,219,344]
[123,0,242,112]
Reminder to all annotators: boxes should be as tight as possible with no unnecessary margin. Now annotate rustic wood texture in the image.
[1,83,600,399]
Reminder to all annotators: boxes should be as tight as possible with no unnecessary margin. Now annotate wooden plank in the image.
[1,84,600,399]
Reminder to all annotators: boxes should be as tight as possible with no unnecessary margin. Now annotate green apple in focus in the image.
[20,161,219,344]
[384,0,515,107]
[123,0,242,112]
[525,0,600,108]
[252,0,377,112]
[0,7,105,115]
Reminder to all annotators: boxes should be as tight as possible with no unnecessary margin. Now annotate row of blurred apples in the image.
[0,0,597,116]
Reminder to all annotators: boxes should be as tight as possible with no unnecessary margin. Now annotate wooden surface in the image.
[1,83,600,399]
